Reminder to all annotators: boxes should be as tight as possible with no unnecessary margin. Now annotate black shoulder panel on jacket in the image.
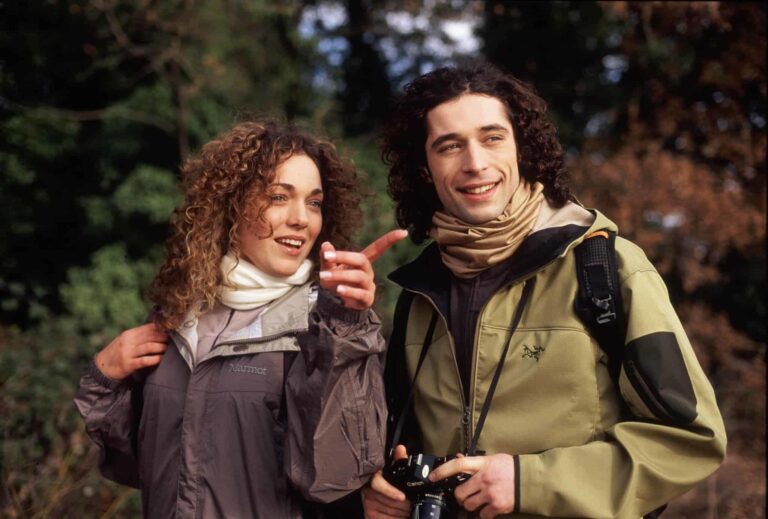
[624,332,698,425]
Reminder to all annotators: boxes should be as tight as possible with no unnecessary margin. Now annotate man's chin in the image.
[457,209,507,225]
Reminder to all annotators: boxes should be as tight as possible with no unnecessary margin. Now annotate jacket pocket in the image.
[624,332,698,425]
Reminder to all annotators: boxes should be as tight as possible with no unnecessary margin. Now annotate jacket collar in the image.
[173,283,316,369]
[388,208,617,313]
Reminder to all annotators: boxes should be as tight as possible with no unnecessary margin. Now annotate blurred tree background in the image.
[0,1,764,517]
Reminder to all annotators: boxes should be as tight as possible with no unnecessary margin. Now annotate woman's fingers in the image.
[128,322,168,343]
[324,250,373,274]
[361,229,409,263]
[131,354,164,371]
[319,241,338,272]
[319,268,371,288]
[137,341,168,356]
[336,285,373,309]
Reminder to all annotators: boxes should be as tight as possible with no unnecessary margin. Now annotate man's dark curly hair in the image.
[382,61,573,243]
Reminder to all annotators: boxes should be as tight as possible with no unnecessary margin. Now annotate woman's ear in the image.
[420,166,433,184]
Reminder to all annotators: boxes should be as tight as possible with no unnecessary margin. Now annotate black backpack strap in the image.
[575,232,667,518]
[574,231,626,386]
[384,289,423,455]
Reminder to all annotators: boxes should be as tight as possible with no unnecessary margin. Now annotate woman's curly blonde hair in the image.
[147,120,361,330]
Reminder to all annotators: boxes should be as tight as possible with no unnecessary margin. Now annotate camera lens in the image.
[412,492,450,519]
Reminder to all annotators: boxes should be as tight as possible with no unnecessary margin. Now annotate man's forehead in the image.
[425,94,513,136]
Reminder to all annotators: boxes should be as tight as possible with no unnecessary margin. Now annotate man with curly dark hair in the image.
[362,62,726,519]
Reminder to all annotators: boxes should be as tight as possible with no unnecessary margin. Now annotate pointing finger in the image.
[361,229,409,264]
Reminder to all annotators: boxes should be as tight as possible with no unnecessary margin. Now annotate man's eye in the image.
[308,199,323,208]
[486,135,504,143]
[438,143,460,153]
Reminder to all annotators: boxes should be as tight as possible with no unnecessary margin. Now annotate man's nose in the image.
[287,201,308,228]
[461,141,488,173]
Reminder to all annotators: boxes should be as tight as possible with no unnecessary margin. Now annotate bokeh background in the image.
[1,1,765,517]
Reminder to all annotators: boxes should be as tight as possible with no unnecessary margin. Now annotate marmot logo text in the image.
[228,363,267,375]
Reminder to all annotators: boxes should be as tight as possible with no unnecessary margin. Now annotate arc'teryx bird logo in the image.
[521,344,545,362]
[228,362,267,375]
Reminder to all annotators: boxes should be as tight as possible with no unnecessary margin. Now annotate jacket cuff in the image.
[316,288,368,324]
[517,453,547,515]
[514,454,521,513]
[87,358,125,390]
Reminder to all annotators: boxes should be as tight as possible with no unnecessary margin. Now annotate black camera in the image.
[382,453,471,519]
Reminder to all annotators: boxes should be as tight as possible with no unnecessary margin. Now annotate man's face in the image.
[424,94,521,224]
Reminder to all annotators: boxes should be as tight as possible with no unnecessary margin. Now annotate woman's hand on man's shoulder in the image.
[94,323,169,380]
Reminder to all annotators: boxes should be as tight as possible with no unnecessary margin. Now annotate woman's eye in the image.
[270,194,287,203]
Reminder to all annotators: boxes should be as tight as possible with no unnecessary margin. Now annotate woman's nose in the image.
[287,202,308,228]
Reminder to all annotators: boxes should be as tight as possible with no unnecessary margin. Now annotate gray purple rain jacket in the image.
[74,284,386,519]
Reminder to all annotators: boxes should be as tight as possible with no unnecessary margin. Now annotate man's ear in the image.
[420,166,433,184]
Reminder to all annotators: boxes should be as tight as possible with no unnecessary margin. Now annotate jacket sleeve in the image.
[285,288,388,503]
[73,360,143,488]
[516,240,727,518]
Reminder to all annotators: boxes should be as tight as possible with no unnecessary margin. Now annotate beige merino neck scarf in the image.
[430,181,546,278]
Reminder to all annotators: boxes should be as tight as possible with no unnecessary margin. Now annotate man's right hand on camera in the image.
[362,444,412,519]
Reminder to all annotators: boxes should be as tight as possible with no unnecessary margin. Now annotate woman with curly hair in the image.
[75,120,405,519]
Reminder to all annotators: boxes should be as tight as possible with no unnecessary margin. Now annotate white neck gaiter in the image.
[218,252,313,310]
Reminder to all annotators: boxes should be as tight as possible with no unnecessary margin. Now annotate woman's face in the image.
[239,153,324,277]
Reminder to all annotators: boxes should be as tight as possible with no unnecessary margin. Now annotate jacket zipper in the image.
[214,329,303,347]
[209,308,236,354]
[405,288,471,453]
[467,278,529,454]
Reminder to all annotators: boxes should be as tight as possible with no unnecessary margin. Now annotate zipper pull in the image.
[462,406,472,454]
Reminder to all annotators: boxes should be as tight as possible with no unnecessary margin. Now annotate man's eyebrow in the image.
[430,133,461,150]
[429,124,511,150]
[480,124,511,133]
[274,183,323,196]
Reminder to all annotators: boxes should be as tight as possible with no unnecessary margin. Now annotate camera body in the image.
[383,453,471,519]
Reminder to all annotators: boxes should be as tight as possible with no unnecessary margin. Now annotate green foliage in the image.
[61,244,162,337]
[113,165,181,223]
[1,319,142,517]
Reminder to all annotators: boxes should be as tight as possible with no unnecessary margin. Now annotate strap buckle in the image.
[592,295,617,324]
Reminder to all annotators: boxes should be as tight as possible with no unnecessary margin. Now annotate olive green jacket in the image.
[387,210,726,518]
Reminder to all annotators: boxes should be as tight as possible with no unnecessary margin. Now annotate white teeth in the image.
[277,238,303,248]
[464,183,496,194]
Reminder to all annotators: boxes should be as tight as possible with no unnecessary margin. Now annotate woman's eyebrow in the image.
[274,183,323,196]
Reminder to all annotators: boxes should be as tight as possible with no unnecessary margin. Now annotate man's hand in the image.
[362,444,412,519]
[319,229,408,310]
[94,323,169,380]
[428,453,517,519]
